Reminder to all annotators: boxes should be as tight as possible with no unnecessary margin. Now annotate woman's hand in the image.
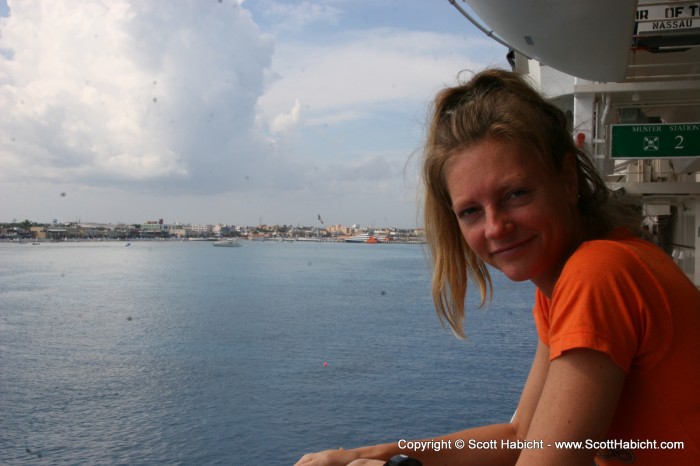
[294,448,361,466]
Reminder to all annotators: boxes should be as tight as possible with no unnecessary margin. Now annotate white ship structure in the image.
[450,0,700,285]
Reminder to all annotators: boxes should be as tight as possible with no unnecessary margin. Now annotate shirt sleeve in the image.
[539,240,669,373]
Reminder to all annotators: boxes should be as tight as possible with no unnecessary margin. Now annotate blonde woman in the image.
[296,69,700,466]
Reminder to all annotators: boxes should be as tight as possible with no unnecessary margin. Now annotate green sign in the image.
[611,123,700,158]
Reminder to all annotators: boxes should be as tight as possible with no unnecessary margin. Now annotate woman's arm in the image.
[516,347,626,466]
[294,424,522,466]
[295,341,553,466]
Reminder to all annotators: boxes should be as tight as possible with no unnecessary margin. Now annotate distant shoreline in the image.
[1,237,426,245]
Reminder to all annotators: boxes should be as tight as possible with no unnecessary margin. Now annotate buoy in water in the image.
[323,362,329,367]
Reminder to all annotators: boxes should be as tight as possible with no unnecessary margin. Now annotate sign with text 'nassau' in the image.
[636,2,700,33]
[610,123,700,159]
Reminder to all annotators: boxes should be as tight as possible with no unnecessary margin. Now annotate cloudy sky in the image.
[0,0,508,228]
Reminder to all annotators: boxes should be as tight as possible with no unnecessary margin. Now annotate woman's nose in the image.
[484,209,514,239]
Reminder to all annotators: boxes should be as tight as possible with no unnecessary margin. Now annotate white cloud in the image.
[270,98,302,133]
[258,28,500,131]
[0,0,275,192]
[0,0,508,226]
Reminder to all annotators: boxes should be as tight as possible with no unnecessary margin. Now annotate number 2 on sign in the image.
[675,135,684,150]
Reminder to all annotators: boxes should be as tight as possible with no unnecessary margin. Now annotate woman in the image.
[295,69,700,466]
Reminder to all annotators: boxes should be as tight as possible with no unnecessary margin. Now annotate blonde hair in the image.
[422,69,638,338]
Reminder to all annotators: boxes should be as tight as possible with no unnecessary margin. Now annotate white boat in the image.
[212,239,241,247]
[452,0,700,286]
[344,233,384,243]
[345,233,371,243]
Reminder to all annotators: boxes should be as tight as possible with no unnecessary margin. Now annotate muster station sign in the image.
[611,123,700,159]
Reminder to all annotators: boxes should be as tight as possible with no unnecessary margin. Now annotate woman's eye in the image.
[458,207,481,219]
[507,189,532,204]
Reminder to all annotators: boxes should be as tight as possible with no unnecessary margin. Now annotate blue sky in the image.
[0,0,508,228]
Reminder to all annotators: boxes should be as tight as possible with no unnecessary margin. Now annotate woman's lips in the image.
[491,236,535,256]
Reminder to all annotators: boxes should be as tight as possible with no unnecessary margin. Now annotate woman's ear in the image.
[561,153,579,205]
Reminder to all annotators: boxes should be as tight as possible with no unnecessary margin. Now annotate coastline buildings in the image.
[0,219,425,243]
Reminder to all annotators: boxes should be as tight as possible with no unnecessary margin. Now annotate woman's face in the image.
[445,137,580,295]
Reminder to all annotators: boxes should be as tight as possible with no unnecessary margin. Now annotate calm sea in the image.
[0,240,536,465]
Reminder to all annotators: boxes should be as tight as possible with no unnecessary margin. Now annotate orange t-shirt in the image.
[533,233,700,465]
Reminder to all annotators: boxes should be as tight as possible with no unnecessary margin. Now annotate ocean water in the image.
[0,240,536,465]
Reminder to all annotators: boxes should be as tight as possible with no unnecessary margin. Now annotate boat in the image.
[345,233,385,243]
[451,0,700,286]
[345,233,371,243]
[212,239,241,247]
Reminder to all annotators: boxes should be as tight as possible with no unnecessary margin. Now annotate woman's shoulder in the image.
[562,230,692,302]
[569,231,658,268]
